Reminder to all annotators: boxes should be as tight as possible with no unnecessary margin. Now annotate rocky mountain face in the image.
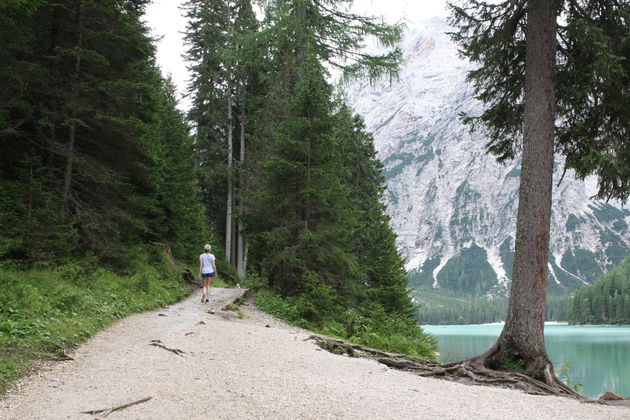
[345,17,630,297]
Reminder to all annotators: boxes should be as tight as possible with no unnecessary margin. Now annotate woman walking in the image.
[199,244,217,303]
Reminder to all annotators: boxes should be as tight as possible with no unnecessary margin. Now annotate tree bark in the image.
[46,4,63,174]
[489,0,558,380]
[225,87,234,264]
[62,2,85,210]
[236,99,246,277]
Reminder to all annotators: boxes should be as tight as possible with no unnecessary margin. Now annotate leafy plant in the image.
[557,359,583,392]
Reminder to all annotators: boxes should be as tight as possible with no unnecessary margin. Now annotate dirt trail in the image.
[1,288,628,420]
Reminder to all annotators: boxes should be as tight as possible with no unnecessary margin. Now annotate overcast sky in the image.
[144,0,449,109]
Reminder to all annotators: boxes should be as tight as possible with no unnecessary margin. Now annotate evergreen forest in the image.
[568,256,630,325]
[0,0,437,388]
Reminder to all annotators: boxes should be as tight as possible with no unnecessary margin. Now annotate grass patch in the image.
[0,255,191,392]
[224,303,244,319]
[254,289,437,359]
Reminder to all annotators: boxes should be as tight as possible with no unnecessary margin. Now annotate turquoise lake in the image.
[422,324,630,399]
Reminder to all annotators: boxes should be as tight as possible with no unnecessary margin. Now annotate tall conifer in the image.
[447,0,628,392]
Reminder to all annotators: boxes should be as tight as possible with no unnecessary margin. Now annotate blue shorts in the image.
[201,272,216,278]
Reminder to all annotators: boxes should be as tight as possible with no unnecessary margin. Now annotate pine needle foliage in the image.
[0,1,211,267]
[449,0,629,201]
[243,1,431,355]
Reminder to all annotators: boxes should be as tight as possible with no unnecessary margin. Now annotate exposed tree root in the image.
[309,336,592,401]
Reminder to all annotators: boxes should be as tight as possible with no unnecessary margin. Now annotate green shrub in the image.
[255,290,308,327]
[254,289,438,359]
[215,258,240,285]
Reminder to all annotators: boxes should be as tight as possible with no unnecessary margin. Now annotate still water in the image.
[423,324,630,399]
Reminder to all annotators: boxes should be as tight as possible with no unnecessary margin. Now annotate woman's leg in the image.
[207,275,214,297]
[203,277,211,302]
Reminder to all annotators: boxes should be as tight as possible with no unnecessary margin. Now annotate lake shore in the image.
[424,323,630,399]
[1,288,628,419]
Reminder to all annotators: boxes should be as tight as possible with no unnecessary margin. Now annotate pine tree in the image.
[1,0,211,266]
[333,105,414,317]
[448,0,629,393]
[233,0,259,277]
[184,0,259,269]
[245,0,405,316]
[184,0,231,248]
[147,78,210,261]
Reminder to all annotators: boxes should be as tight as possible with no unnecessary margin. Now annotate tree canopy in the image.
[450,0,629,201]
[0,0,209,265]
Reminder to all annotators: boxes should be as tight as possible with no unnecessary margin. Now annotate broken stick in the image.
[82,396,152,417]
[150,340,185,356]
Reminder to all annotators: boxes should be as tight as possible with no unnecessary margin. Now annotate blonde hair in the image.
[203,244,212,252]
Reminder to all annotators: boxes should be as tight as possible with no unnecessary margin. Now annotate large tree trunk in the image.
[62,2,84,210]
[225,88,234,264]
[486,0,557,381]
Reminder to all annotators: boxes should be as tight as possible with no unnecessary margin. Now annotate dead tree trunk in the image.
[62,1,84,210]
[225,87,234,264]
[46,4,63,175]
[236,97,246,277]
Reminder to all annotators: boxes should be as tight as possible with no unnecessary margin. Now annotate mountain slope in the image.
[345,17,630,298]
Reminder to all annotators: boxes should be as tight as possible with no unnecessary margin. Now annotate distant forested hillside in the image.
[569,256,630,325]
[414,290,569,325]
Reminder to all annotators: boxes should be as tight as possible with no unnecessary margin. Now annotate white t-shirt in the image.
[199,253,216,274]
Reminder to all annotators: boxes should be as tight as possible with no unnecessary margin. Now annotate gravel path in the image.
[1,288,628,420]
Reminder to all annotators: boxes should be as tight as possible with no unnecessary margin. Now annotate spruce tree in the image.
[333,105,414,317]
[447,0,628,393]
[184,0,230,244]
[0,0,211,266]
[146,78,210,261]
[184,0,259,268]
[246,0,406,318]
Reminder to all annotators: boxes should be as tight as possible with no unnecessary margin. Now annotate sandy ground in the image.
[1,288,628,420]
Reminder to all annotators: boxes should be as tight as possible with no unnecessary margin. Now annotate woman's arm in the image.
[212,259,217,277]
[198,258,203,277]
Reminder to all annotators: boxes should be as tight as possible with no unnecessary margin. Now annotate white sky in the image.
[144,0,449,109]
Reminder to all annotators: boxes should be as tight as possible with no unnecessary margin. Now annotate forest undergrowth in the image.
[0,249,214,392]
[253,287,438,359]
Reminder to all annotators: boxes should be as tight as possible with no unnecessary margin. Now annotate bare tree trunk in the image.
[231,205,237,264]
[47,4,63,175]
[243,240,248,277]
[236,99,246,277]
[62,2,84,210]
[490,0,557,380]
[225,88,234,264]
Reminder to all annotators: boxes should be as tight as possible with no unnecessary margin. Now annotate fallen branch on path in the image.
[150,340,185,357]
[82,396,152,417]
